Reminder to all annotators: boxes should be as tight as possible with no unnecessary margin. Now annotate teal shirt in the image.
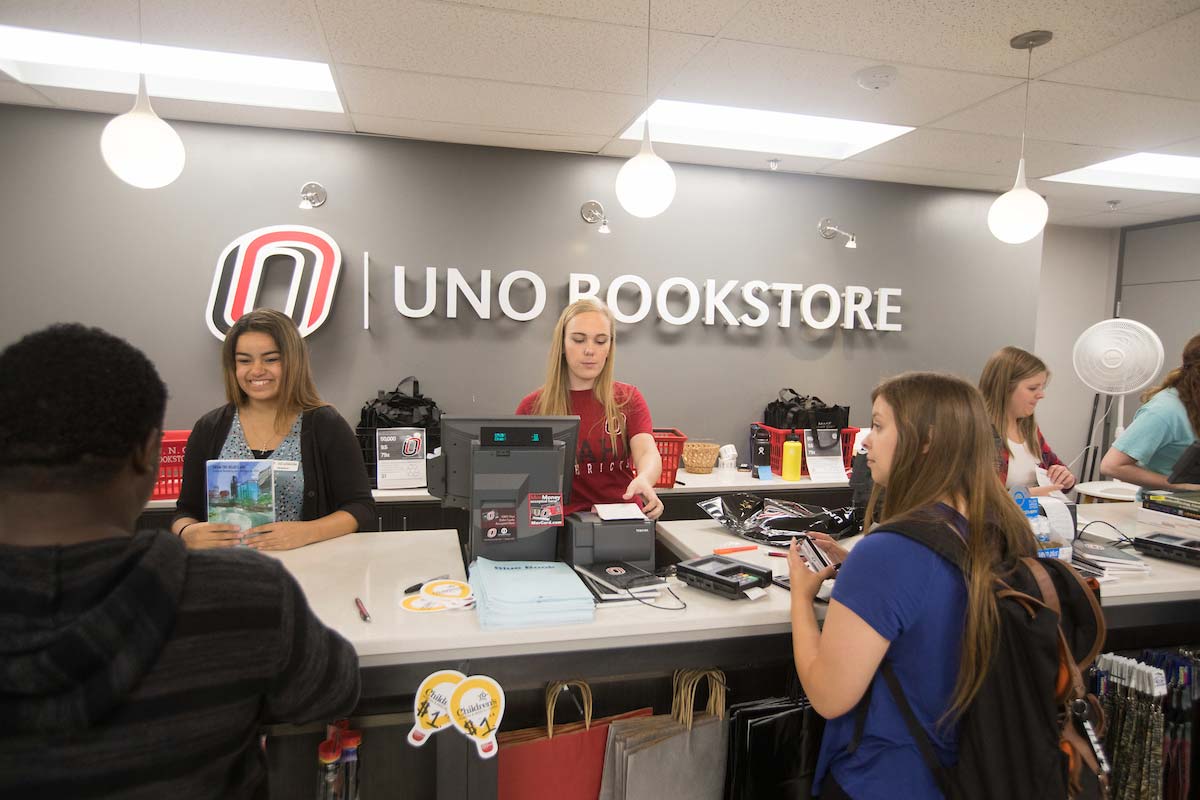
[1112,388,1197,481]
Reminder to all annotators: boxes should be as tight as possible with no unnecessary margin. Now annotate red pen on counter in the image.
[765,551,788,558]
[713,545,757,555]
[354,596,372,623]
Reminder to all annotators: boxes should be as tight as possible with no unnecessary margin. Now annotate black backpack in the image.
[358,376,443,451]
[847,516,1110,800]
[763,389,849,431]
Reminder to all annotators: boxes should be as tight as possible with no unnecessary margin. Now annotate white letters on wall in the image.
[385,259,902,331]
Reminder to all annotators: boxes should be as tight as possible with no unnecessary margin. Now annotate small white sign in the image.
[377,427,427,489]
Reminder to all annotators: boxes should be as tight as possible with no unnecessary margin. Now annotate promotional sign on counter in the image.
[377,427,427,489]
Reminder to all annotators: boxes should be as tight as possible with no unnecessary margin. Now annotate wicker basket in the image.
[681,440,721,474]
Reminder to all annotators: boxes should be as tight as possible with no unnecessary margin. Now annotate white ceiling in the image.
[3,0,1200,228]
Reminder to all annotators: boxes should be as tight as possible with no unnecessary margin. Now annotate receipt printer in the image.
[561,512,655,573]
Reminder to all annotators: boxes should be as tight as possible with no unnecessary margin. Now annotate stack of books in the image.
[469,558,595,630]
[1071,536,1151,582]
[1139,491,1200,535]
[573,561,665,604]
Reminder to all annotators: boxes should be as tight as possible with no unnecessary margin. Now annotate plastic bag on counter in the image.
[696,493,857,544]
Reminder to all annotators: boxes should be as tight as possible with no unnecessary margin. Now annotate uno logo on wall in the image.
[205,225,342,340]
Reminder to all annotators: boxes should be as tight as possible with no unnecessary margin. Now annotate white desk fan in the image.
[1072,319,1165,439]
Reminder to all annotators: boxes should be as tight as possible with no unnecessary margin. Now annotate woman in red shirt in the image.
[516,299,664,518]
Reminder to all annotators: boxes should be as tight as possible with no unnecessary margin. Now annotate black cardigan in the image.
[173,404,378,532]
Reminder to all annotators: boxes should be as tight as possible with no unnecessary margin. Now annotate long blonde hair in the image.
[864,373,1036,720]
[221,308,326,431]
[534,299,625,452]
[1142,332,1200,438]
[978,346,1048,457]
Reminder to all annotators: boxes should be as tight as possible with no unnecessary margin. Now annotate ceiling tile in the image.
[450,0,645,27]
[1043,10,1200,101]
[816,160,1006,192]
[663,40,1020,126]
[601,136,834,173]
[319,0,690,95]
[31,86,353,131]
[0,0,138,39]
[721,0,1200,77]
[140,0,331,61]
[932,81,1200,150]
[845,127,1131,178]
[0,74,53,106]
[1152,136,1200,157]
[338,65,645,135]
[405,0,746,36]
[652,0,753,36]
[1053,211,1172,228]
[1127,195,1200,218]
[353,113,610,151]
[1029,178,1191,215]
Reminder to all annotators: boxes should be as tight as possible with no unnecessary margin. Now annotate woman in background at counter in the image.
[787,373,1037,799]
[516,298,664,519]
[978,346,1075,496]
[172,309,376,549]
[1101,332,1200,493]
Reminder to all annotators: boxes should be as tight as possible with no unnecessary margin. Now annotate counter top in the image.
[143,468,849,510]
[266,527,810,669]
[1074,502,1200,605]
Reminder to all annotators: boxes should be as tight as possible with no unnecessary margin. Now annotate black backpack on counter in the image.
[763,389,849,431]
[358,376,443,451]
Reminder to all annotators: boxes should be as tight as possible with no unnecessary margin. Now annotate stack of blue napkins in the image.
[469,558,596,630]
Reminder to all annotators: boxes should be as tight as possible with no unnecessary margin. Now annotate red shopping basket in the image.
[152,430,191,500]
[651,428,687,488]
[753,424,859,478]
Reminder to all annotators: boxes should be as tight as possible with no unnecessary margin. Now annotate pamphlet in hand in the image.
[206,460,275,532]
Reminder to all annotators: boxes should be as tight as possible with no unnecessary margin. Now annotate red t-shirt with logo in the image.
[516,382,654,515]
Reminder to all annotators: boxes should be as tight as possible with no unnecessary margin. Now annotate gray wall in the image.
[0,104,1043,457]
[1116,218,1200,428]
[1033,225,1119,471]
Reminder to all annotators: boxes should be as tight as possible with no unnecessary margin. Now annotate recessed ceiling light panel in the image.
[1043,153,1200,194]
[619,99,913,160]
[0,24,343,113]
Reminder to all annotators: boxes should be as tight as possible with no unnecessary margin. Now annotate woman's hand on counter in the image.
[242,521,319,551]
[806,530,848,565]
[623,475,664,520]
[180,522,243,549]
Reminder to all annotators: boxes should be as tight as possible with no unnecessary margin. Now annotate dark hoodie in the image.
[0,530,359,798]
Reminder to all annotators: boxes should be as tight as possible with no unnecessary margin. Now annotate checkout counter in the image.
[259,500,1200,799]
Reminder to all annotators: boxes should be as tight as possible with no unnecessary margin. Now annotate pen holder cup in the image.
[682,441,721,474]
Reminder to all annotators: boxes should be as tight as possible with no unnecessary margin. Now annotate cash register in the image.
[427,414,656,570]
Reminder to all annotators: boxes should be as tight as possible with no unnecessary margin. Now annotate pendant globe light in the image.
[100,2,185,189]
[615,0,675,218]
[988,31,1051,245]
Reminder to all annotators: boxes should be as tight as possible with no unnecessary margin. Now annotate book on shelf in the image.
[1145,491,1200,513]
[1141,499,1200,521]
[1075,537,1147,575]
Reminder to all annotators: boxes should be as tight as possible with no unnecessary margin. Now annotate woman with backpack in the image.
[788,372,1039,799]
[516,298,664,518]
[1100,332,1200,495]
[978,346,1076,496]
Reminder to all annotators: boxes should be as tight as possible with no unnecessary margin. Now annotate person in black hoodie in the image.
[0,324,360,799]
